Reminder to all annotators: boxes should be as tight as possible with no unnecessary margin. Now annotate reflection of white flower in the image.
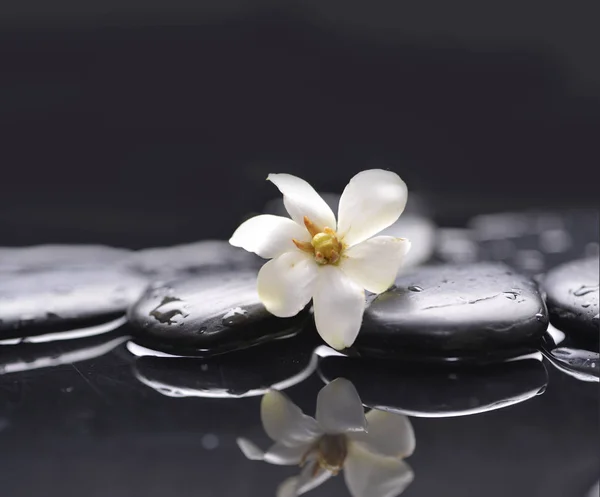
[229,170,410,350]
[237,378,415,497]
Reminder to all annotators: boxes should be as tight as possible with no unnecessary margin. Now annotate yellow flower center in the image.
[292,216,344,265]
[301,434,348,476]
[316,434,348,474]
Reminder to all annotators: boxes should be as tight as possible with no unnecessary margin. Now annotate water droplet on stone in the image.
[221,307,248,326]
[535,313,544,322]
[573,284,599,297]
[149,296,188,325]
[408,285,423,292]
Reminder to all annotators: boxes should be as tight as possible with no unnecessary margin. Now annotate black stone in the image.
[468,209,599,275]
[133,335,318,398]
[127,270,310,356]
[0,268,147,338]
[0,244,131,272]
[125,240,260,278]
[355,263,548,362]
[318,356,548,417]
[542,257,599,345]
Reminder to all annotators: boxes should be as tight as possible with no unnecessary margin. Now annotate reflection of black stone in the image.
[355,263,548,363]
[127,270,309,356]
[540,331,599,383]
[133,335,318,398]
[318,356,548,417]
[542,257,599,346]
[0,267,147,339]
[0,331,128,375]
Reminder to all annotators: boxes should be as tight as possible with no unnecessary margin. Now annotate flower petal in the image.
[312,266,365,350]
[344,443,415,497]
[315,378,367,434]
[349,409,415,458]
[257,251,318,318]
[337,169,408,246]
[236,438,313,466]
[264,441,312,465]
[236,437,265,461]
[229,214,310,259]
[261,390,321,445]
[341,237,411,294]
[277,460,333,497]
[268,173,337,232]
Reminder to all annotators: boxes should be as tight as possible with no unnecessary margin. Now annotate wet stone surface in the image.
[133,335,318,398]
[127,270,310,356]
[355,263,548,362]
[468,210,599,275]
[318,356,548,417]
[0,242,259,337]
[542,257,599,345]
[125,240,260,278]
[0,244,132,272]
[0,268,147,338]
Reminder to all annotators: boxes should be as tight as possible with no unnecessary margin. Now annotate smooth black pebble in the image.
[542,257,599,346]
[469,209,599,275]
[125,240,260,278]
[0,268,147,338]
[127,270,309,356]
[318,356,548,417]
[356,263,548,362]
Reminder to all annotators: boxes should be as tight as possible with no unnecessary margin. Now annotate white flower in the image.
[237,378,415,497]
[229,169,411,350]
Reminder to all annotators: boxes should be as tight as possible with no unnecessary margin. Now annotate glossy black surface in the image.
[0,331,597,497]
[0,267,146,337]
[133,334,319,398]
[356,263,548,362]
[128,270,309,356]
[469,210,600,275]
[543,257,599,344]
[318,356,549,417]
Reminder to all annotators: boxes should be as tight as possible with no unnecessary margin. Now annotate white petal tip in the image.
[236,438,265,461]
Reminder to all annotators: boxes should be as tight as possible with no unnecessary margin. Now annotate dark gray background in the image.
[0,2,598,496]
[1,0,599,247]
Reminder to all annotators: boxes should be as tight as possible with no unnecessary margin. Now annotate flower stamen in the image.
[292,239,314,253]
[303,216,321,238]
[316,434,347,475]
